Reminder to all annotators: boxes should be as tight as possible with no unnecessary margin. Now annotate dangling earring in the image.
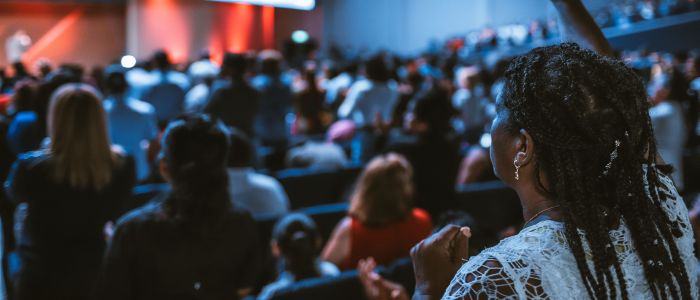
[514,159,520,181]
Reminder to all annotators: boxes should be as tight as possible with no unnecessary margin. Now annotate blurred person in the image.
[99,115,261,299]
[338,55,398,128]
[185,52,219,113]
[390,71,424,128]
[285,123,350,170]
[258,213,340,300]
[293,62,326,135]
[34,69,82,138]
[204,53,260,137]
[648,70,687,190]
[321,153,432,270]
[325,61,360,111]
[227,128,289,218]
[251,50,293,146]
[383,88,460,218]
[456,146,496,184]
[6,80,42,156]
[5,30,31,64]
[452,66,493,144]
[33,58,52,81]
[102,65,159,182]
[142,50,189,126]
[6,84,136,300]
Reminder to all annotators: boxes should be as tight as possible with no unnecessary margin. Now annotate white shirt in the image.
[227,168,290,217]
[452,87,492,132]
[184,83,210,113]
[338,79,398,126]
[445,169,698,299]
[324,72,356,105]
[286,142,349,170]
[104,95,158,181]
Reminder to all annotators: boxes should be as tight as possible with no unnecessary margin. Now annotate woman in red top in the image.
[321,153,432,270]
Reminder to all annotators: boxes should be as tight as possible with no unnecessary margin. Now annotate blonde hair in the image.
[349,153,414,227]
[48,83,114,190]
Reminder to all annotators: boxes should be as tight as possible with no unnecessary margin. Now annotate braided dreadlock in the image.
[500,43,691,299]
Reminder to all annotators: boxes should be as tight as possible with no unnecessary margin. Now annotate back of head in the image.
[273,213,322,280]
[501,43,691,298]
[153,50,171,71]
[365,55,390,83]
[350,153,414,227]
[49,83,113,190]
[12,79,37,112]
[221,53,247,79]
[161,114,231,223]
[412,87,454,134]
[228,127,253,168]
[103,64,129,95]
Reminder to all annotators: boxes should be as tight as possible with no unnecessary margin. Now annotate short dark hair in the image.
[221,53,247,78]
[365,55,390,83]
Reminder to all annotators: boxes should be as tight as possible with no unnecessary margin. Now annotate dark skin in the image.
[406,0,610,299]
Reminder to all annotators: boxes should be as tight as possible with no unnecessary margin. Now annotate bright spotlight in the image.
[121,55,136,68]
[291,30,309,44]
[479,133,492,148]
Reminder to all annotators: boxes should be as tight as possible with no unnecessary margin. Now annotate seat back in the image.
[455,181,522,234]
[275,164,362,209]
[269,270,365,300]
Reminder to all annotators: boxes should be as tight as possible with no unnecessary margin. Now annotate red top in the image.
[340,208,433,270]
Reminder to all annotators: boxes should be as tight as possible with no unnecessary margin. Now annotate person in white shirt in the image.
[142,50,189,125]
[5,30,31,64]
[452,66,493,144]
[103,65,159,181]
[338,55,398,127]
[648,71,687,190]
[185,52,219,113]
[227,128,289,217]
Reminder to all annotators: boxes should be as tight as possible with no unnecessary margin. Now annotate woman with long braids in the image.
[403,0,698,299]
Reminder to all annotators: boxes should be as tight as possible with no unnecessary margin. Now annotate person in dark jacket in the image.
[5,84,136,300]
[99,114,261,300]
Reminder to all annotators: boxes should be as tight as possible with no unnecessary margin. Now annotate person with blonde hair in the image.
[321,153,432,270]
[5,83,135,300]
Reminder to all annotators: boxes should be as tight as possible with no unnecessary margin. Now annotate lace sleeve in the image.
[443,252,540,300]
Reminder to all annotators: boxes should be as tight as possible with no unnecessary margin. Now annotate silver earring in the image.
[514,159,520,181]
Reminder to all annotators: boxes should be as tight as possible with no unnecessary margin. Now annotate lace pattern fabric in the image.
[444,170,699,299]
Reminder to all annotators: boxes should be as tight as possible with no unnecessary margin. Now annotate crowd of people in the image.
[0,0,697,299]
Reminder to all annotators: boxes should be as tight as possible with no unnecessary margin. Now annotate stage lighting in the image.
[121,55,136,68]
[480,133,492,148]
[291,30,309,44]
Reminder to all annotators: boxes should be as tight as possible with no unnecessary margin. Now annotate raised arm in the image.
[551,0,614,57]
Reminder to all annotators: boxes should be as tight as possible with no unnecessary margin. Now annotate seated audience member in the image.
[185,52,219,113]
[338,55,398,127]
[648,70,687,190]
[452,66,493,144]
[103,64,159,182]
[6,80,42,155]
[285,121,351,170]
[205,53,260,138]
[99,115,262,299]
[142,50,189,126]
[251,50,293,146]
[321,153,432,270]
[258,213,340,300]
[384,88,460,218]
[5,84,135,300]
[228,128,289,218]
[293,62,327,135]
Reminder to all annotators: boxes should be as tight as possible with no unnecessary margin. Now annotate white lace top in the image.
[444,170,699,299]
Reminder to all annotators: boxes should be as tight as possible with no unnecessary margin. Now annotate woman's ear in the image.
[514,129,536,167]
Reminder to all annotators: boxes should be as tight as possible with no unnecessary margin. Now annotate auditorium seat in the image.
[268,270,365,300]
[274,164,362,209]
[129,183,170,211]
[296,202,349,243]
[455,181,522,234]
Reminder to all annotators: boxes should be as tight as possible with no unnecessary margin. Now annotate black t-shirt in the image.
[5,150,136,300]
[99,198,262,300]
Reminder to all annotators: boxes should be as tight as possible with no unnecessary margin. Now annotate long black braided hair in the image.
[500,43,691,299]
